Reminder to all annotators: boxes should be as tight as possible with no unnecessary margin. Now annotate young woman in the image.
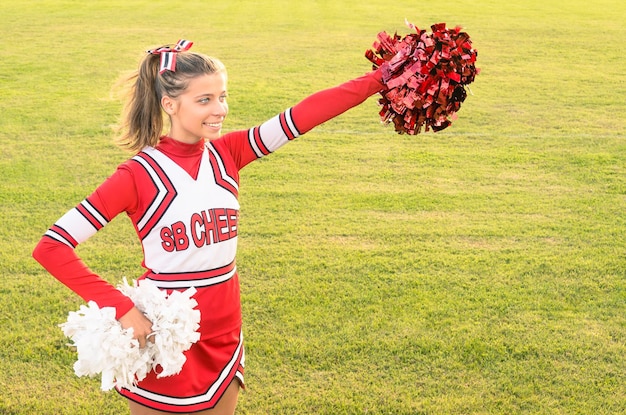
[33,40,385,415]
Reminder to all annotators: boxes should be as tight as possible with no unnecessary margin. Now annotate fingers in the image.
[135,323,154,348]
[118,306,155,348]
[139,331,156,349]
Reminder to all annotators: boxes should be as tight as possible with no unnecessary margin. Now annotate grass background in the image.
[1,0,625,414]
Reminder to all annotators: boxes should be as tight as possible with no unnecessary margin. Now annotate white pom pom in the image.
[60,279,201,391]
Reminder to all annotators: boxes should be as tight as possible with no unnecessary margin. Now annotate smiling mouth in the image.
[204,122,222,128]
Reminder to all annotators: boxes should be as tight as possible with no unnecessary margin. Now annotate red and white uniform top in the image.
[133,144,240,279]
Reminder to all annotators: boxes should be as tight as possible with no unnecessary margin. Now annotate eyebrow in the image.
[195,91,227,98]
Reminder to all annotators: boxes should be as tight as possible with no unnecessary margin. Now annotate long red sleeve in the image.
[291,69,384,133]
[32,168,138,319]
[217,69,385,170]
[33,239,135,319]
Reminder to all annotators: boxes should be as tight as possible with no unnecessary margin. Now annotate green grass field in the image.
[1,0,625,414]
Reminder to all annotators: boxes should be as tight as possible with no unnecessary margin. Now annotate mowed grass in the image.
[1,0,625,414]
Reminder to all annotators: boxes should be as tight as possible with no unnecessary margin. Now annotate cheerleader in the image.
[33,40,385,415]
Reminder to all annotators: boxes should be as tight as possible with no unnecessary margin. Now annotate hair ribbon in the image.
[147,39,194,74]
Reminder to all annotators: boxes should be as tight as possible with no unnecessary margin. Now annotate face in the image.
[163,72,228,143]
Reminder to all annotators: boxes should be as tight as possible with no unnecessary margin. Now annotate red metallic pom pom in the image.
[366,20,480,135]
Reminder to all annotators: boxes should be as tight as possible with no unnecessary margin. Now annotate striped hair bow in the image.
[147,39,194,74]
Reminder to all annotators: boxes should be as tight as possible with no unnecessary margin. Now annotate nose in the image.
[214,101,228,117]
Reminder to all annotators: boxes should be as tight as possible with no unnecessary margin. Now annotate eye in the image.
[219,94,228,102]
[199,97,210,104]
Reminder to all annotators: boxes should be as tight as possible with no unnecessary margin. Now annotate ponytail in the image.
[114,45,226,152]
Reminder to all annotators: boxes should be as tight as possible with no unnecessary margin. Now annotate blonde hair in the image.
[114,49,226,152]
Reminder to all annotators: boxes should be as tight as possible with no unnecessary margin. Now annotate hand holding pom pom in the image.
[61,301,152,391]
[366,20,480,135]
[119,280,201,379]
[118,306,154,349]
[60,279,201,391]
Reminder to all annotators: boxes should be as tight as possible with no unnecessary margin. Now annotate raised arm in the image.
[219,68,385,170]
[290,68,384,134]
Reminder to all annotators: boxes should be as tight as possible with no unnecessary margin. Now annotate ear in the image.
[161,96,177,115]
